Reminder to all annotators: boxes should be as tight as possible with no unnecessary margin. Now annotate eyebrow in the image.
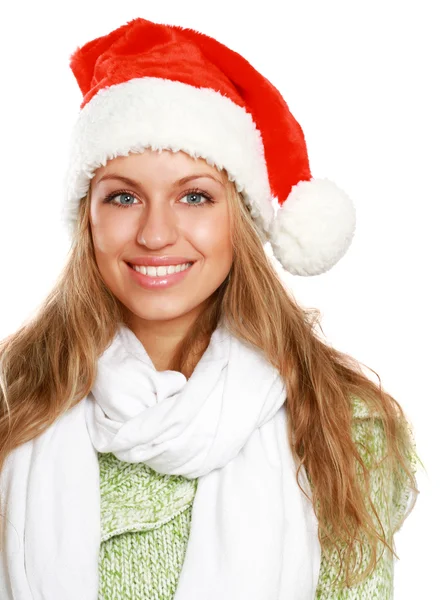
[94,172,225,189]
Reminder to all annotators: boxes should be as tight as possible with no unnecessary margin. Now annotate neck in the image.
[123,305,207,373]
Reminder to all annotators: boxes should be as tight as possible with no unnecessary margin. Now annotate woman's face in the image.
[89,148,233,327]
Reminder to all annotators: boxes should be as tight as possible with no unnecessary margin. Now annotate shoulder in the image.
[349,395,418,535]
[350,394,380,420]
[315,396,418,597]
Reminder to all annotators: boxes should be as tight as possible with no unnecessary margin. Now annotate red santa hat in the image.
[63,17,356,276]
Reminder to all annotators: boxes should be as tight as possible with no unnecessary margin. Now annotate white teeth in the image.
[132,262,192,276]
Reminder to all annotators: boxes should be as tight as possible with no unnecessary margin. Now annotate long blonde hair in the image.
[0,164,420,590]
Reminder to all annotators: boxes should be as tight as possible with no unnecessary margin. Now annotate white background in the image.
[0,1,440,596]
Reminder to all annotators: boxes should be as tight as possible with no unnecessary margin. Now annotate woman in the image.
[0,17,420,600]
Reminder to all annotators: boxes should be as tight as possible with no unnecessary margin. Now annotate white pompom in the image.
[268,178,357,276]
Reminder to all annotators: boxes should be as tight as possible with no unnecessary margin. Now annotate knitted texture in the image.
[99,454,197,600]
[98,397,417,599]
[313,400,415,599]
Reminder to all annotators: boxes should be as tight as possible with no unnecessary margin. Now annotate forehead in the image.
[92,148,226,182]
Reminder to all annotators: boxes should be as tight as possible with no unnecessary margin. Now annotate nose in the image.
[137,201,179,249]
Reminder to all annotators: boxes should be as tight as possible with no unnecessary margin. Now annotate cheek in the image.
[89,207,132,255]
[185,208,232,261]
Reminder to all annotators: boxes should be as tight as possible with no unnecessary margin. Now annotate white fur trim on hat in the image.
[62,76,274,241]
[268,178,357,276]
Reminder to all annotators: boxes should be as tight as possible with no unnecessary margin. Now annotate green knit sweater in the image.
[98,398,417,599]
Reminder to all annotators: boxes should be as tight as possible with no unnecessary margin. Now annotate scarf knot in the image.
[0,321,321,599]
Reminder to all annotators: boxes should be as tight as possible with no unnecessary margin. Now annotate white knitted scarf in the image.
[0,320,321,599]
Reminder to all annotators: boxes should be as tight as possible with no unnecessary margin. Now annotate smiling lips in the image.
[127,255,196,267]
[126,260,195,289]
[129,262,193,277]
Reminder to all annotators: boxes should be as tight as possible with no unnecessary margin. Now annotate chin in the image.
[124,298,203,323]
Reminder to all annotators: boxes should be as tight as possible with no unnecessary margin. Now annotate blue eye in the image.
[180,190,213,207]
[103,188,215,209]
[105,192,138,208]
